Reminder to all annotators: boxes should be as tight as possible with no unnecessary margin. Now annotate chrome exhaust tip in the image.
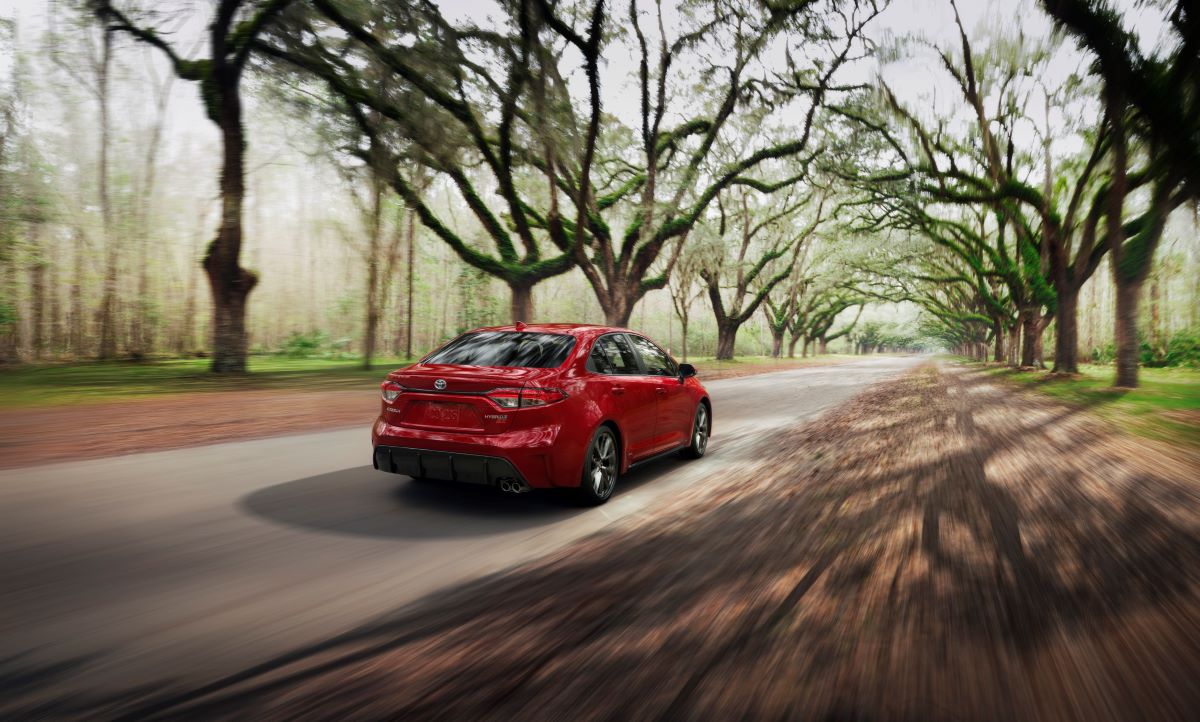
[497,477,530,494]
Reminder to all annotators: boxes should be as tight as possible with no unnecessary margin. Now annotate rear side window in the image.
[627,334,677,376]
[588,334,641,375]
[424,332,576,368]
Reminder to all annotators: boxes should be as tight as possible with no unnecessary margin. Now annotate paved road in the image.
[0,356,920,712]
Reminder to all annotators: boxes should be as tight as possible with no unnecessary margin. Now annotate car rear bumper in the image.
[372,417,575,488]
[373,446,530,487]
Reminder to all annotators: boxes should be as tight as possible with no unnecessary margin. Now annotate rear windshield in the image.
[424,332,577,368]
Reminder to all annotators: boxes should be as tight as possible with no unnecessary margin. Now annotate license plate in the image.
[426,403,461,424]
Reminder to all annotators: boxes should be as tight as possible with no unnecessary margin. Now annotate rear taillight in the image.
[381,381,403,403]
[486,387,567,409]
[518,387,567,407]
[487,387,522,408]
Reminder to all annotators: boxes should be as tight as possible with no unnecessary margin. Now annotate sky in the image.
[3,0,1173,142]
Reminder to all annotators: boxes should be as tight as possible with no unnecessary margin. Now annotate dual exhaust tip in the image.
[497,477,531,494]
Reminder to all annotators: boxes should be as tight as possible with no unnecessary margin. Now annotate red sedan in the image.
[371,323,711,504]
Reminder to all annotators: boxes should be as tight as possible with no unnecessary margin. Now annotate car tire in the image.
[577,426,619,505]
[680,403,709,459]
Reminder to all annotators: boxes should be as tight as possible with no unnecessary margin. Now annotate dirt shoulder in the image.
[0,356,856,469]
[109,362,1200,721]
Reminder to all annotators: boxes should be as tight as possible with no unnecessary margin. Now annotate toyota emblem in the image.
[434,379,447,390]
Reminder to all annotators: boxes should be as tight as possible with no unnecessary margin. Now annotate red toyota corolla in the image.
[371,323,711,504]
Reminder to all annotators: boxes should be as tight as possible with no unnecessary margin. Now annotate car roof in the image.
[471,323,638,339]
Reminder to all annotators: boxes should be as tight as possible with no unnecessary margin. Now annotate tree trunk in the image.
[604,287,637,327]
[30,256,45,361]
[1149,270,1161,361]
[70,228,85,357]
[510,281,534,323]
[1020,311,1038,367]
[992,319,1004,363]
[1032,319,1046,368]
[770,327,784,358]
[363,258,379,369]
[1053,286,1079,373]
[818,337,828,355]
[787,332,800,358]
[714,321,737,360]
[96,30,117,361]
[1086,277,1098,361]
[0,256,18,363]
[1114,277,1141,387]
[204,74,257,373]
[802,337,810,358]
[401,208,416,358]
[133,239,149,358]
[48,251,62,355]
[362,177,383,370]
[680,319,690,362]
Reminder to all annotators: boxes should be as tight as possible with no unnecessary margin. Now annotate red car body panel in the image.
[371,324,711,489]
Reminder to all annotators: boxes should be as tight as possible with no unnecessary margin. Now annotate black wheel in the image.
[578,426,618,505]
[681,403,709,459]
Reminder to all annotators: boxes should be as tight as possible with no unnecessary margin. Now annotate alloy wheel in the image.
[590,431,616,497]
[693,406,709,455]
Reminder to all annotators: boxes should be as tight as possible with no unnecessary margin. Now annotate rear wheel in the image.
[578,426,618,505]
[681,403,709,459]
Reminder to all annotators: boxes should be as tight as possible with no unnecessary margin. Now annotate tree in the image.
[668,243,703,362]
[1042,0,1200,386]
[1,17,53,364]
[763,256,810,358]
[256,0,881,325]
[699,188,821,359]
[255,0,595,322]
[560,0,881,325]
[129,48,177,359]
[837,4,1126,372]
[0,16,24,363]
[91,0,297,372]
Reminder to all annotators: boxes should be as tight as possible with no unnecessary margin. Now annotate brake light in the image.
[519,387,567,407]
[487,387,522,408]
[381,381,403,402]
[486,387,567,408]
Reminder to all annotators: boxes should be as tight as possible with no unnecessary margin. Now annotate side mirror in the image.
[678,363,697,379]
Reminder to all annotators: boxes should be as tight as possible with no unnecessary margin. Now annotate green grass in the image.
[0,355,415,408]
[973,362,1200,448]
[0,353,857,409]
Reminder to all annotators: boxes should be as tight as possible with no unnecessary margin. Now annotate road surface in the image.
[0,356,919,713]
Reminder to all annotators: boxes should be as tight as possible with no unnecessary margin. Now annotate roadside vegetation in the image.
[951,358,1200,448]
[0,352,859,408]
[0,355,413,408]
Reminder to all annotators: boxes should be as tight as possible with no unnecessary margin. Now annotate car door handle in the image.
[655,386,667,395]
[611,385,625,395]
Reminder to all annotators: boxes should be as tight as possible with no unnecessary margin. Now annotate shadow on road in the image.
[240,466,585,539]
[240,453,693,540]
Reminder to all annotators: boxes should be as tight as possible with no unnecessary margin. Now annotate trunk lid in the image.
[384,364,562,433]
